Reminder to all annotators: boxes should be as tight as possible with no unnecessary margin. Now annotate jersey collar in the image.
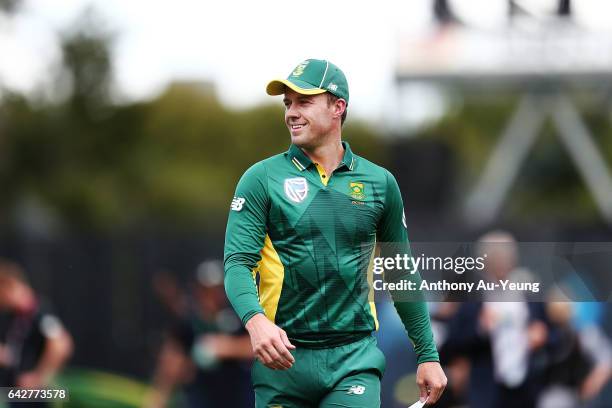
[286,141,355,172]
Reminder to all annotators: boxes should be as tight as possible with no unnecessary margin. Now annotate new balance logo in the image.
[327,83,338,91]
[231,197,245,211]
[347,385,365,395]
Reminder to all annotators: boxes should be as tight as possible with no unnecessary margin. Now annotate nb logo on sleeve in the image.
[231,197,245,211]
[347,385,366,395]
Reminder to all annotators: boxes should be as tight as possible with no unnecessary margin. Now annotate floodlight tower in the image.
[395,0,612,226]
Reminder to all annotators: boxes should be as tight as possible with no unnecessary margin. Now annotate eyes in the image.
[283,98,313,109]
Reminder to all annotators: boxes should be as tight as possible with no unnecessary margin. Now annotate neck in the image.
[301,138,344,176]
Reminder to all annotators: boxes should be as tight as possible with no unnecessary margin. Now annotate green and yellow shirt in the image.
[224,142,439,364]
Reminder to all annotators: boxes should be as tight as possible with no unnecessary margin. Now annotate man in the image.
[0,260,73,408]
[144,261,253,408]
[224,59,446,407]
[442,231,548,408]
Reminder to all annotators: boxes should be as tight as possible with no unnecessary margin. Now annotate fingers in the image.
[256,348,283,370]
[246,316,296,371]
[425,381,445,404]
[277,330,296,366]
[268,340,294,369]
[416,362,447,405]
[255,332,295,370]
[280,329,296,350]
[420,378,447,405]
[418,383,428,403]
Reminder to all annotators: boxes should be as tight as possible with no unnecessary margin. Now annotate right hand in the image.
[245,313,296,370]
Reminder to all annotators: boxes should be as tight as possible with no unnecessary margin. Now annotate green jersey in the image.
[224,142,439,364]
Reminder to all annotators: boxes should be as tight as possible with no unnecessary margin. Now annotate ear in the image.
[333,98,347,120]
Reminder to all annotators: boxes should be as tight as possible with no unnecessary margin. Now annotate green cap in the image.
[266,59,349,104]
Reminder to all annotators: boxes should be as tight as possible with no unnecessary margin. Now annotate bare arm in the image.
[0,343,11,367]
[201,334,254,360]
[143,339,194,408]
[17,328,73,387]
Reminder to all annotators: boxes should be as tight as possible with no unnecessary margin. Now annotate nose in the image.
[285,103,300,121]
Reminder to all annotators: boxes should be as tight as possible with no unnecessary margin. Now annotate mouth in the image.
[289,123,307,135]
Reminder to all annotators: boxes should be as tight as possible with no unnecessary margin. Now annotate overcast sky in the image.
[0,0,610,124]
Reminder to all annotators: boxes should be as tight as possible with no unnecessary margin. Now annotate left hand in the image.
[416,361,447,405]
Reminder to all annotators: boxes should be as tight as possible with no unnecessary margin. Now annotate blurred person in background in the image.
[478,231,548,408]
[144,260,253,408]
[538,293,612,408]
[0,259,73,407]
[441,231,548,408]
[151,269,188,321]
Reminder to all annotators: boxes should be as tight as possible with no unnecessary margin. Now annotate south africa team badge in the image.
[284,177,308,203]
[349,182,366,200]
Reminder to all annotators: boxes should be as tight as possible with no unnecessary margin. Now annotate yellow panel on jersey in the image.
[258,234,285,323]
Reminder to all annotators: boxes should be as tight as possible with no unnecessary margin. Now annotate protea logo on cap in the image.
[292,61,310,77]
[266,58,350,104]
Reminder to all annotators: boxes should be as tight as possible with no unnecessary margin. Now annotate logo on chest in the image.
[349,181,366,200]
[284,177,309,203]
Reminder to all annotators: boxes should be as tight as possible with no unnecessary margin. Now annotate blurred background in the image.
[0,0,611,406]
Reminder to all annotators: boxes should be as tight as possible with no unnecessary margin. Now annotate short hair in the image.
[0,259,27,290]
[476,230,518,263]
[327,93,347,126]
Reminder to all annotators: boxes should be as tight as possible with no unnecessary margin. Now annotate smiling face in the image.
[283,89,345,150]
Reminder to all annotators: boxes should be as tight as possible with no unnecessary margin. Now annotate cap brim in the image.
[266,78,327,96]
